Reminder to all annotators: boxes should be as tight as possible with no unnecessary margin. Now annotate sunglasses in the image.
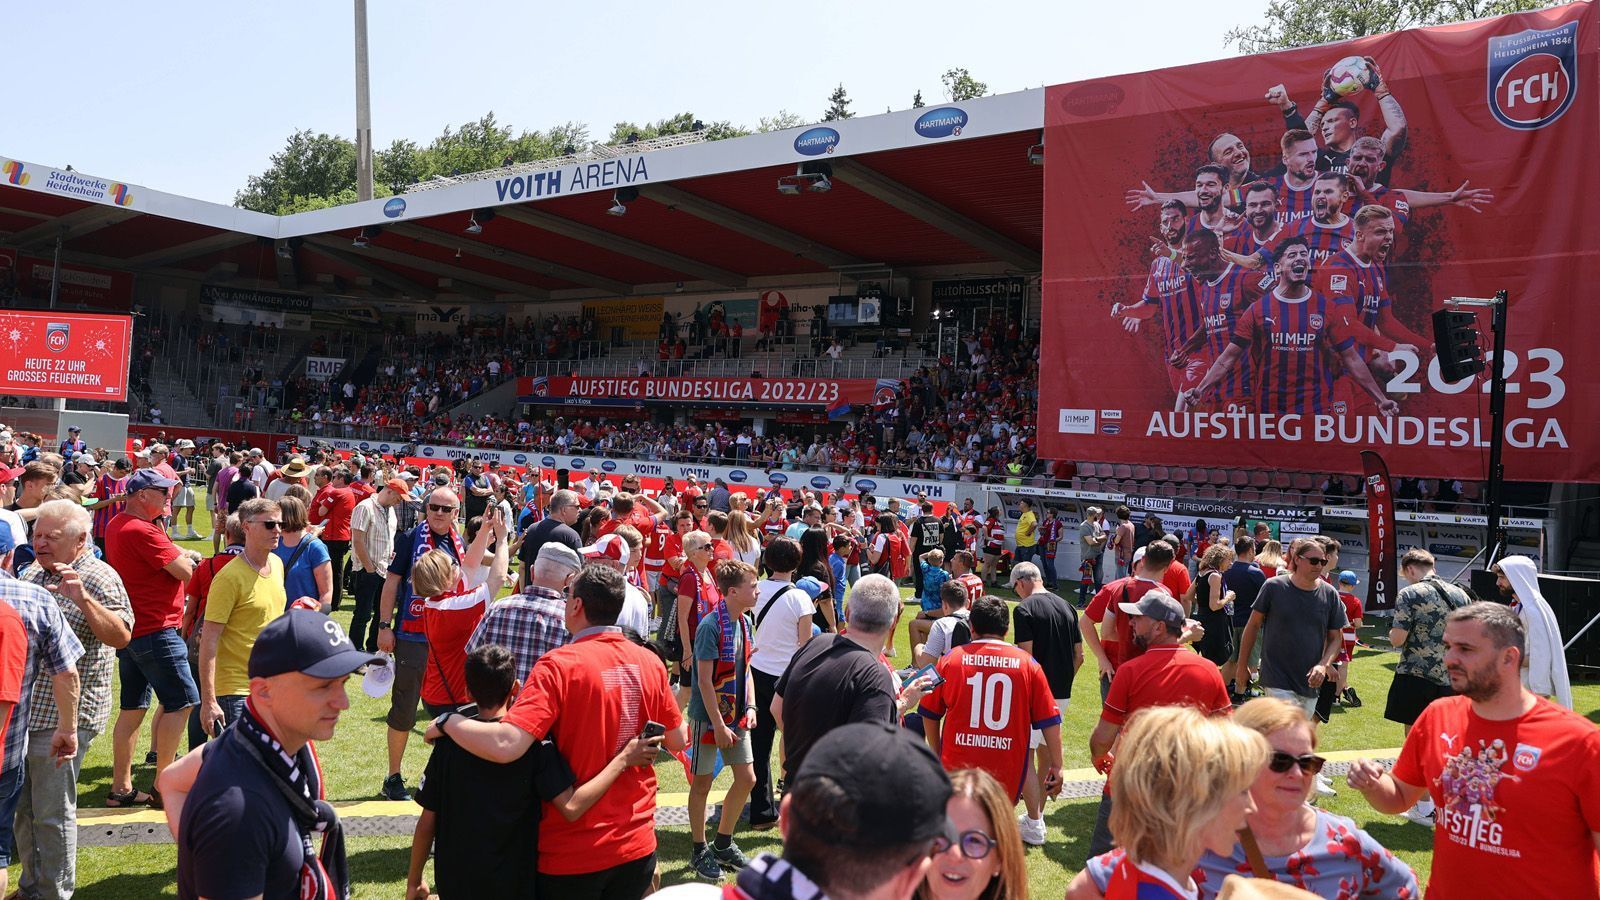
[427,504,459,514]
[1267,751,1326,775]
[930,829,998,861]
[251,520,284,530]
[1299,556,1327,566]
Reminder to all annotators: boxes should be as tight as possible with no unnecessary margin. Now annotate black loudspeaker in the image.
[1540,574,1600,672]
[1469,568,1503,603]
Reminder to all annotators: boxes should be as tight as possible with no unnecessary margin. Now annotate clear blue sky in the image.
[3,1,1269,204]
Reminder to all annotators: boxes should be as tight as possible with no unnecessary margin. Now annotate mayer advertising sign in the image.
[0,310,133,401]
[1039,3,1598,481]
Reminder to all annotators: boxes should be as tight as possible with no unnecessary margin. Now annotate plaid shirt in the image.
[0,571,84,772]
[22,550,133,733]
[465,585,570,680]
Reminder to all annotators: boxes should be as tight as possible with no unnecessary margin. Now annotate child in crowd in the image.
[406,645,661,899]
[907,549,951,651]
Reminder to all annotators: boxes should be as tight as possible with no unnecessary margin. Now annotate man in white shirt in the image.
[349,479,404,652]
[748,536,815,829]
[915,582,972,667]
[246,449,274,491]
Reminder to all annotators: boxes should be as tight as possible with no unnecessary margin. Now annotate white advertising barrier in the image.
[1319,508,1544,607]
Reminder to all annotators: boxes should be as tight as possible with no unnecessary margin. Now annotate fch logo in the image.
[1488,21,1578,130]
[2,161,28,186]
[45,322,70,353]
[109,183,133,206]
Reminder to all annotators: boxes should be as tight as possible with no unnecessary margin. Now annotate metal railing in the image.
[520,354,934,380]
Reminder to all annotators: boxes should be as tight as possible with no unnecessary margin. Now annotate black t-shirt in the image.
[415,727,575,899]
[775,634,896,782]
[911,515,942,553]
[225,477,260,515]
[177,728,315,900]
[516,518,582,570]
[1012,591,1082,699]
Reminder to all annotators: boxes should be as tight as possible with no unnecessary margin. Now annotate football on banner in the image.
[1326,56,1373,96]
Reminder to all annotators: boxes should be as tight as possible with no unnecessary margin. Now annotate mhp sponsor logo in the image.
[383,197,407,218]
[854,478,878,493]
[601,460,617,472]
[793,126,840,156]
[512,454,528,465]
[422,447,436,457]
[540,456,556,468]
[1058,408,1095,434]
[728,470,748,483]
[810,476,832,490]
[570,458,587,470]
[1101,424,1121,435]
[1489,21,1578,131]
[769,472,789,486]
[913,106,968,139]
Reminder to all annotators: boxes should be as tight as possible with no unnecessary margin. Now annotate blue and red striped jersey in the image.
[1141,254,1195,359]
[1231,287,1354,415]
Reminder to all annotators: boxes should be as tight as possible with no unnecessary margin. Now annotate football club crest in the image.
[1309,313,1324,330]
[45,321,70,353]
[1219,292,1233,310]
[1513,742,1542,771]
[1488,21,1579,131]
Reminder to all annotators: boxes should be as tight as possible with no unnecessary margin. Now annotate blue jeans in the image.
[0,762,26,865]
[1041,553,1059,588]
[119,628,199,711]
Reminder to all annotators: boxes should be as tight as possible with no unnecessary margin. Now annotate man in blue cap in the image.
[172,609,383,900]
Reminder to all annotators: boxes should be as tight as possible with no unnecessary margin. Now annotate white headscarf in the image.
[1498,555,1572,709]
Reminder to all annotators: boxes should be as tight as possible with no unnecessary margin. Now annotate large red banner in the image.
[1040,3,1597,482]
[0,310,133,401]
[517,375,899,410]
[0,250,134,311]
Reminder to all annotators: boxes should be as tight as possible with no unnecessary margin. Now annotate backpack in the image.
[950,615,973,649]
[888,532,911,582]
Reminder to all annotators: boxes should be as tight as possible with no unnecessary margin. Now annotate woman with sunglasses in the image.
[917,768,1028,900]
[1068,705,1267,900]
[1079,698,1417,898]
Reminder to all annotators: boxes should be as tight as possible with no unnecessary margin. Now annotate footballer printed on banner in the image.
[1039,2,1596,482]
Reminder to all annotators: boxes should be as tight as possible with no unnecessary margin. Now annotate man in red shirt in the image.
[105,468,201,805]
[1086,590,1231,859]
[313,468,357,613]
[1081,541,1177,701]
[1349,602,1600,899]
[426,565,688,896]
[920,596,1064,802]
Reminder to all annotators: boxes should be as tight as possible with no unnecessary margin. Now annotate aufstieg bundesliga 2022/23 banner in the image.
[1039,2,1597,482]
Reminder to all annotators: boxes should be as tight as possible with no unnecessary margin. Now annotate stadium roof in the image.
[0,90,1044,303]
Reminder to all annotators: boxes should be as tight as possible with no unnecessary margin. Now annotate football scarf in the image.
[236,702,346,900]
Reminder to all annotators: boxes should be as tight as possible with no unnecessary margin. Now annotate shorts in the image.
[689,719,753,774]
[207,489,221,511]
[1229,625,1262,670]
[386,639,429,732]
[1029,698,1070,749]
[1385,672,1453,726]
[915,608,942,620]
[645,570,661,595]
[119,627,200,711]
[174,486,197,508]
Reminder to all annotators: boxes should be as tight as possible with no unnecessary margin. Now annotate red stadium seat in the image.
[1112,464,1134,480]
[1159,482,1178,497]
[1270,471,1292,490]
[1169,467,1190,483]
[1249,470,1270,488]
[1207,469,1230,485]
[1291,473,1315,491]
[1132,465,1152,481]
[1229,470,1250,487]
[1149,466,1170,481]
[1177,483,1197,497]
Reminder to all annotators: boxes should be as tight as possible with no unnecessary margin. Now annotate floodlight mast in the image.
[354,0,374,202]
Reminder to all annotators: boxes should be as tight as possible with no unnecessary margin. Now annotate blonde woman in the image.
[1068,705,1267,900]
[918,768,1029,900]
[1184,544,1237,666]
[1079,699,1417,899]
[1255,540,1285,579]
[726,510,762,566]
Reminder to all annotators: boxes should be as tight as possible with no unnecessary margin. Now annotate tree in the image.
[235,130,358,213]
[1228,0,1552,52]
[941,68,987,101]
[607,113,748,144]
[758,110,807,132]
[911,90,926,109]
[822,84,854,121]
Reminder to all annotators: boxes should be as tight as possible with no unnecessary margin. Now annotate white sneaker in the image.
[1403,806,1436,828]
[1314,773,1337,797]
[1017,814,1047,846]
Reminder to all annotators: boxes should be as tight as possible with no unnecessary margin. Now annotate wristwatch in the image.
[377,621,393,631]
[432,710,457,732]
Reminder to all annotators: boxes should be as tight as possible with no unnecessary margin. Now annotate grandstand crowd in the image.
[0,424,1585,899]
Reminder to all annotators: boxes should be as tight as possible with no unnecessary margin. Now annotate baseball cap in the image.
[384,478,410,495]
[0,466,23,486]
[248,447,264,457]
[1338,570,1359,585]
[0,510,20,556]
[581,534,629,565]
[175,438,195,449]
[77,454,100,467]
[537,542,583,571]
[249,610,385,679]
[794,576,826,600]
[1118,591,1186,628]
[67,425,80,433]
[399,472,419,482]
[124,469,178,493]
[790,721,956,849]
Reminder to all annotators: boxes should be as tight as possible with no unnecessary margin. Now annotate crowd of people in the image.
[0,424,1591,899]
